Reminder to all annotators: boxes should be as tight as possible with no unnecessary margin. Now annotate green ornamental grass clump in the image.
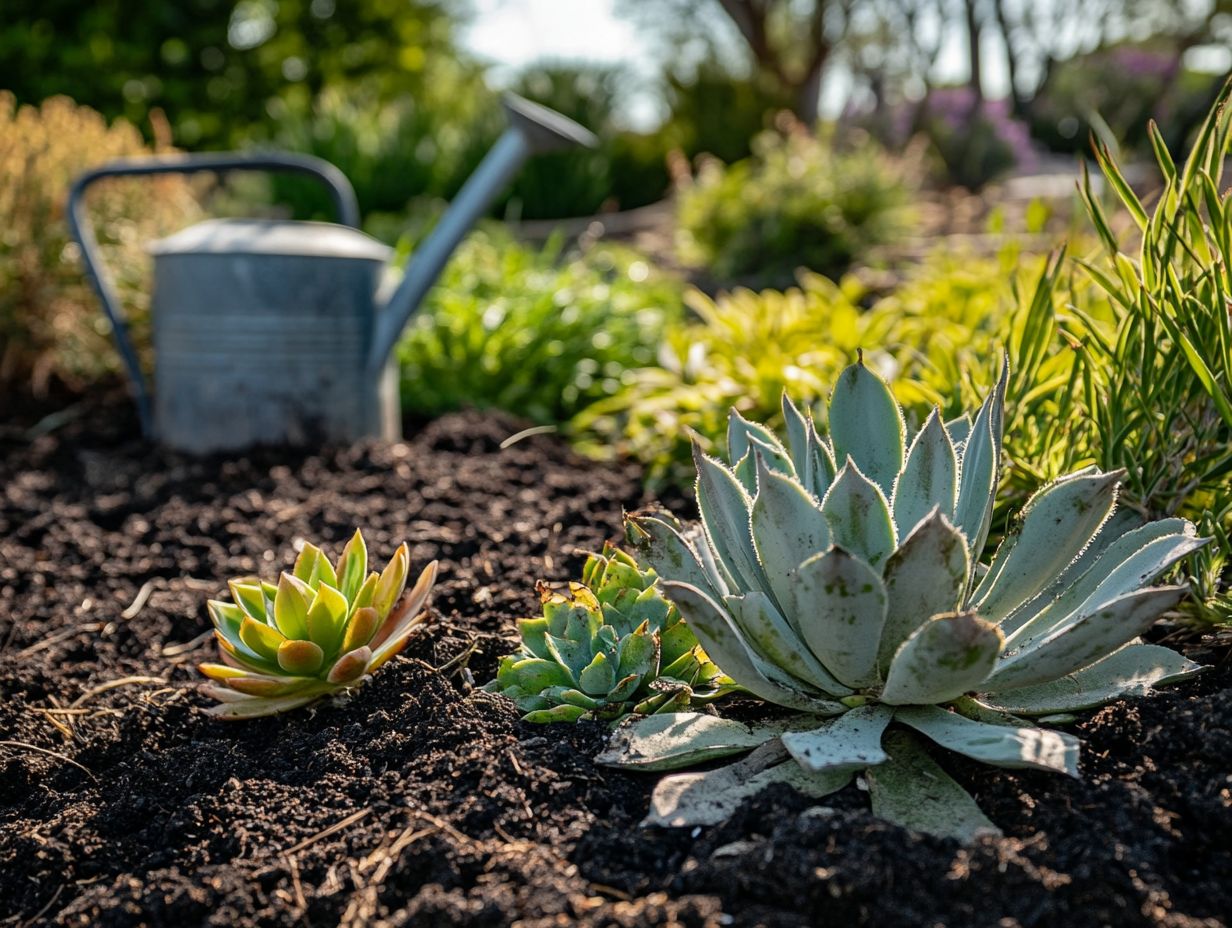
[600,357,1205,841]
[485,543,735,722]
[199,531,438,719]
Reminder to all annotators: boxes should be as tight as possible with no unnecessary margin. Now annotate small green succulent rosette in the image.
[485,543,736,722]
[199,530,438,719]
[599,356,1207,841]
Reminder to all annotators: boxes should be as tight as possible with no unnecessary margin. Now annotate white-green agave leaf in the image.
[820,459,897,569]
[867,730,1001,842]
[627,513,728,601]
[806,418,837,500]
[1002,524,1206,649]
[782,547,887,690]
[877,510,969,673]
[781,392,813,483]
[981,642,1204,715]
[985,585,1188,692]
[892,408,958,539]
[694,444,767,593]
[827,359,906,498]
[728,408,790,470]
[894,705,1080,776]
[748,434,796,481]
[997,513,1179,640]
[661,581,846,714]
[881,612,1002,705]
[945,413,973,451]
[781,704,895,774]
[643,740,852,828]
[725,592,851,696]
[972,469,1122,622]
[953,362,1006,565]
[596,711,783,771]
[750,455,830,603]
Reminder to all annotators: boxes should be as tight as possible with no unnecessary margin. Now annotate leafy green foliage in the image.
[396,227,683,425]
[0,94,199,393]
[1071,77,1232,624]
[199,530,438,719]
[0,0,467,150]
[575,244,1097,499]
[676,124,913,287]
[484,543,734,722]
[608,359,1203,839]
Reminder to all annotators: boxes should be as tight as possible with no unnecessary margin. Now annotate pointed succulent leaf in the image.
[1004,525,1206,648]
[372,542,410,619]
[644,747,851,828]
[867,730,1001,842]
[727,408,789,467]
[351,572,378,612]
[827,358,906,497]
[597,711,787,771]
[372,560,438,648]
[207,599,245,642]
[293,543,326,584]
[626,513,726,600]
[750,456,830,601]
[806,418,837,499]
[524,704,587,723]
[985,586,1188,691]
[725,592,850,695]
[277,639,325,676]
[305,582,349,654]
[782,548,886,690]
[229,580,269,623]
[781,392,813,480]
[747,434,796,479]
[500,657,574,691]
[953,363,1007,563]
[341,606,380,653]
[273,573,310,640]
[515,617,551,660]
[895,705,1079,776]
[982,642,1204,715]
[878,510,969,672]
[820,458,896,568]
[327,646,372,685]
[881,611,1002,705]
[579,651,618,696]
[238,616,286,662]
[892,408,958,538]
[972,470,1122,622]
[661,581,846,714]
[205,693,324,720]
[335,529,368,602]
[781,704,895,774]
[616,626,659,679]
[225,673,320,698]
[945,414,972,451]
[694,443,768,592]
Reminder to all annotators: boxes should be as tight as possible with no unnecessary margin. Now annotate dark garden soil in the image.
[1,392,1230,928]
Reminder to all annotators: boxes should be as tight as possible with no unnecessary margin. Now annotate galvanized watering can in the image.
[69,95,596,453]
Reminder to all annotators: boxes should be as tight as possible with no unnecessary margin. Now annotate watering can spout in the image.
[368,94,598,372]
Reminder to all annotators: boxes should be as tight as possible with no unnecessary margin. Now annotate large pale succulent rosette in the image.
[599,358,1206,840]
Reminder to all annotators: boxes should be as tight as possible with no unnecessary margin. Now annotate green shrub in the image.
[0,94,199,393]
[396,227,683,424]
[676,122,913,288]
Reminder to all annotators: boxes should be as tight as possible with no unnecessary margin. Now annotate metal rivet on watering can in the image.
[68,95,598,454]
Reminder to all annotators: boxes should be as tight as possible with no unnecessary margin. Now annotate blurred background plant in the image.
[0,93,199,394]
[676,119,916,288]
[395,225,683,425]
[573,238,1101,502]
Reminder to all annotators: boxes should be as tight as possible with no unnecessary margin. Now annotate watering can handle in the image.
[66,152,361,437]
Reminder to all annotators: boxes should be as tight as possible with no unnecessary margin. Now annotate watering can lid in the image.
[149,218,392,261]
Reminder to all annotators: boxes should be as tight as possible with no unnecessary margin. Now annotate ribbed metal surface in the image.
[151,249,399,452]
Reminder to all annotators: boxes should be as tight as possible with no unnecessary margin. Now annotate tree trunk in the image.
[964,0,983,103]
